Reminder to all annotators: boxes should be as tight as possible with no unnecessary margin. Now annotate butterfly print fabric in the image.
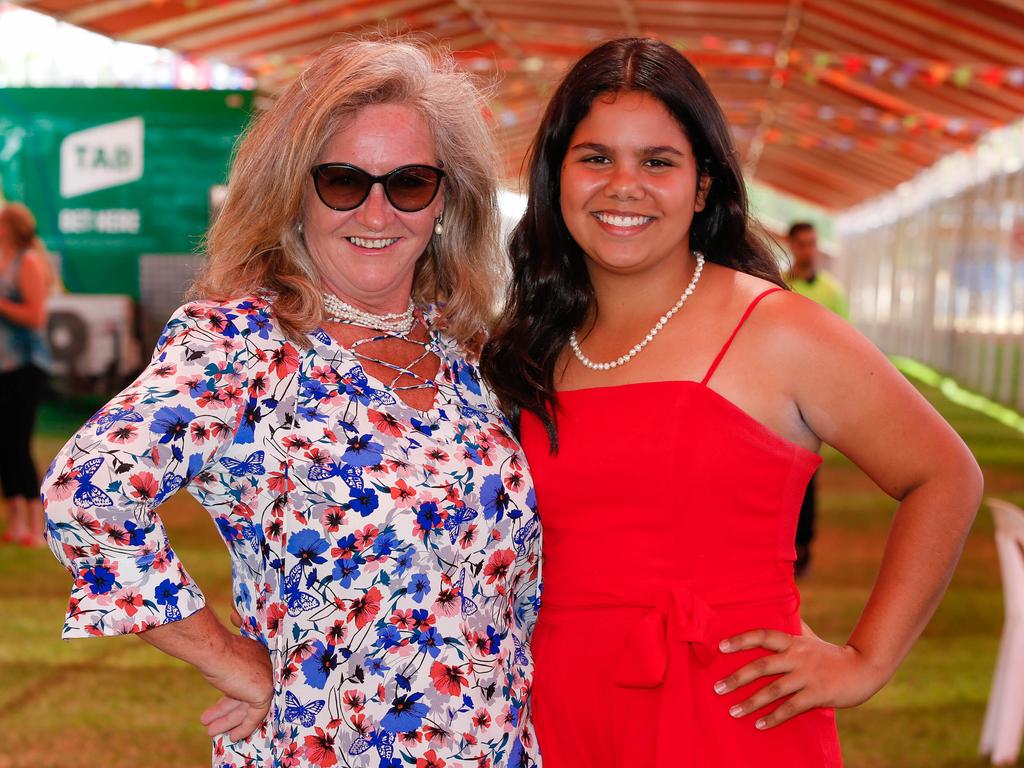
[41,296,543,768]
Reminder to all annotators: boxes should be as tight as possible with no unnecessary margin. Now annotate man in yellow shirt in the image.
[786,222,849,577]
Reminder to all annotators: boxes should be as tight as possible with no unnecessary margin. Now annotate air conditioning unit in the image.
[46,293,141,394]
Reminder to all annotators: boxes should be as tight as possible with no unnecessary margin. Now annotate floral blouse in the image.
[42,295,543,768]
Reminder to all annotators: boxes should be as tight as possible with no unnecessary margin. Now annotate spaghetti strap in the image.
[701,287,783,385]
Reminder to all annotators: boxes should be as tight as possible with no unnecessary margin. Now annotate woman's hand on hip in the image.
[712,620,886,729]
[198,632,274,742]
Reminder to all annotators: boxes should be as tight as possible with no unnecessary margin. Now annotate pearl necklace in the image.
[322,292,416,334]
[570,251,705,371]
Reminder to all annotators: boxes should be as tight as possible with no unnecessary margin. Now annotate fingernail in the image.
[719,640,731,652]
[729,705,743,718]
[714,681,728,695]
[755,719,767,730]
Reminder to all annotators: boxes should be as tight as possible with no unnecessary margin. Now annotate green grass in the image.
[2,380,1022,767]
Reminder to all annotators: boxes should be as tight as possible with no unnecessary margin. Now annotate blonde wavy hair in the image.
[192,37,502,346]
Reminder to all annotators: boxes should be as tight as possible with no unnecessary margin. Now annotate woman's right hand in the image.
[197,632,274,742]
[138,607,273,743]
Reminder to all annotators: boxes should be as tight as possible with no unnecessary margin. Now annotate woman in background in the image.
[0,201,53,547]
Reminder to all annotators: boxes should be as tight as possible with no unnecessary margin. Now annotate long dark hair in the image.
[481,38,784,451]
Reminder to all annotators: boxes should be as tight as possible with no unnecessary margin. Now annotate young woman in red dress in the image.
[483,38,983,767]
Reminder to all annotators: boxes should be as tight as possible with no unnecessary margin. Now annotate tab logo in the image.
[60,117,144,198]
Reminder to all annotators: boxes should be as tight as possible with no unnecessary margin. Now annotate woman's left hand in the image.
[713,621,888,729]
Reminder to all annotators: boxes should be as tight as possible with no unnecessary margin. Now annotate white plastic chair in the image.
[980,498,1024,765]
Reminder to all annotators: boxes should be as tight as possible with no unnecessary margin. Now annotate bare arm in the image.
[716,294,983,726]
[140,607,273,741]
[0,250,48,329]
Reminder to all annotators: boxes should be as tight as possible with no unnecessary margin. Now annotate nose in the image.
[604,163,643,201]
[354,182,394,231]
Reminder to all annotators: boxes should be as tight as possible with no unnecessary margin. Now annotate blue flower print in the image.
[150,405,195,443]
[332,557,362,588]
[481,474,511,521]
[409,573,430,603]
[301,641,336,689]
[342,434,384,467]
[154,578,180,606]
[288,529,329,566]
[365,654,391,678]
[414,627,444,658]
[349,486,379,517]
[83,566,117,595]
[380,693,428,733]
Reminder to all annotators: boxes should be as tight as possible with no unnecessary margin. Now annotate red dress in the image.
[520,288,843,767]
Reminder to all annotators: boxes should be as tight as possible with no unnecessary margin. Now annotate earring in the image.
[297,221,304,236]
[433,216,444,236]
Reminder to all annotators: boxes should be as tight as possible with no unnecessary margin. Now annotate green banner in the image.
[0,88,252,297]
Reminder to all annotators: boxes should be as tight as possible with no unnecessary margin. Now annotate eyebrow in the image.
[569,141,684,157]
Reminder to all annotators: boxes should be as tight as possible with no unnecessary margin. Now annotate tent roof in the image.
[16,0,1024,209]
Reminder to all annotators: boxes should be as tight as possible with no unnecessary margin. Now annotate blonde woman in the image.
[0,202,53,547]
[42,39,542,768]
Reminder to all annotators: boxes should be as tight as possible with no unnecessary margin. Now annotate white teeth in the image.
[347,236,399,249]
[595,213,653,228]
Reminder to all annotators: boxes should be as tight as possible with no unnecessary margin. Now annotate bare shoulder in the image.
[751,286,872,364]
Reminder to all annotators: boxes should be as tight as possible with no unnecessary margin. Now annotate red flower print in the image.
[487,423,519,451]
[189,422,210,443]
[249,371,269,397]
[282,434,313,453]
[108,424,138,443]
[424,724,451,745]
[425,447,449,463]
[503,471,525,492]
[342,689,366,712]
[390,479,417,505]
[267,469,295,494]
[47,469,78,501]
[270,343,299,378]
[303,727,337,767]
[433,589,459,617]
[430,661,468,696]
[354,524,378,549]
[347,586,382,629]
[368,409,406,437]
[266,602,286,637]
[319,505,347,532]
[115,588,144,616]
[221,384,245,407]
[472,708,491,728]
[416,749,447,768]
[129,471,159,501]
[390,609,414,629]
[350,713,371,737]
[326,619,347,645]
[280,741,302,768]
[483,549,515,585]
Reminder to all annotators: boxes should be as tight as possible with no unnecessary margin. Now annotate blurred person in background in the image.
[0,201,53,548]
[40,39,541,768]
[786,221,849,577]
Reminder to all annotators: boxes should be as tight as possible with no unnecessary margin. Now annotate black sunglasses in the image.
[310,163,446,213]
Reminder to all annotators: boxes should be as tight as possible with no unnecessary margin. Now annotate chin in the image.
[586,248,660,274]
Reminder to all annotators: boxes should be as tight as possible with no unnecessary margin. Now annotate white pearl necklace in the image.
[322,292,416,334]
[570,251,705,371]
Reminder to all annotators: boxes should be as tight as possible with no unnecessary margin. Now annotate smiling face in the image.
[559,90,708,278]
[303,103,444,312]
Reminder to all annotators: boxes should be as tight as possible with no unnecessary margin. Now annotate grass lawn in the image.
[0,379,1021,767]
